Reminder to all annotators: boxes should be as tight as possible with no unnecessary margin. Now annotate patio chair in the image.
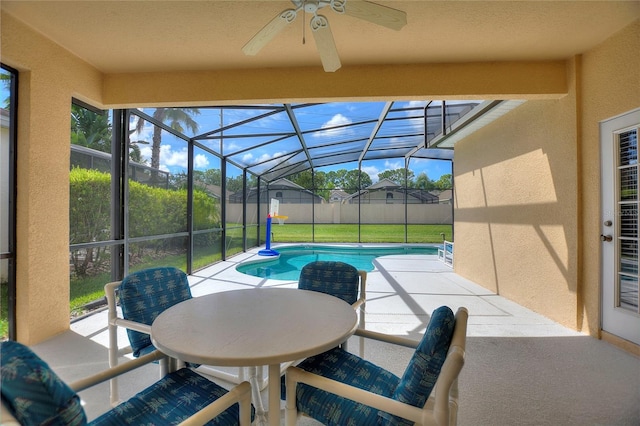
[105,266,244,405]
[298,260,367,354]
[0,340,253,425]
[283,306,468,426]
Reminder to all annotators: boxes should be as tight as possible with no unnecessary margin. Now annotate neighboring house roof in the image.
[193,182,225,199]
[267,178,305,189]
[367,178,402,189]
[341,182,439,204]
[229,177,326,203]
[406,189,439,203]
[437,189,453,203]
[329,189,351,203]
[438,189,452,199]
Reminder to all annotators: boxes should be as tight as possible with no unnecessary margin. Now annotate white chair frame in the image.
[438,240,454,267]
[105,280,247,406]
[285,307,468,426]
[346,270,367,356]
[1,349,253,426]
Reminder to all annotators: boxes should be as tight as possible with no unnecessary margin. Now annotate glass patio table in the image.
[151,287,358,426]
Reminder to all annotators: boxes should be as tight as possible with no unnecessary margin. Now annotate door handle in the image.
[600,234,613,242]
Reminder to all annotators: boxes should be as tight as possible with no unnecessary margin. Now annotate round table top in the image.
[151,288,358,366]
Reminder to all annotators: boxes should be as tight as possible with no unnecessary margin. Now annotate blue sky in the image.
[132,101,452,183]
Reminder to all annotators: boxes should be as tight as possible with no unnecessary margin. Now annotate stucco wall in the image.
[1,12,103,344]
[454,20,640,334]
[454,80,579,328]
[580,20,640,336]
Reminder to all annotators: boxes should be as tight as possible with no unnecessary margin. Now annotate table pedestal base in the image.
[247,365,282,426]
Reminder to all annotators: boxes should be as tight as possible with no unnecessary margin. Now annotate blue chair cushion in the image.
[299,261,360,305]
[379,305,456,426]
[0,340,87,426]
[90,367,254,425]
[283,347,401,426]
[119,266,192,357]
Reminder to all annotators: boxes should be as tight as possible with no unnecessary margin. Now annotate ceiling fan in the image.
[242,0,407,72]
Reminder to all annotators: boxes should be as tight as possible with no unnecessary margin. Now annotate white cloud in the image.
[161,145,188,169]
[257,153,272,163]
[129,117,154,146]
[194,153,209,169]
[257,151,285,163]
[313,113,353,138]
[139,145,152,160]
[384,159,403,170]
[324,113,352,128]
[361,165,379,183]
[222,141,241,153]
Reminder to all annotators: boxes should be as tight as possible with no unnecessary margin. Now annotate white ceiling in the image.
[2,1,639,74]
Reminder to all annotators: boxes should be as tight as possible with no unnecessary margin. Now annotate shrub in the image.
[70,168,221,277]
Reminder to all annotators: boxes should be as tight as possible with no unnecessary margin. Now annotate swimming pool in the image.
[236,245,438,281]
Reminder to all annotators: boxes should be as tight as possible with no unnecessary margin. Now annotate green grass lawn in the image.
[1,282,8,338]
[268,224,452,244]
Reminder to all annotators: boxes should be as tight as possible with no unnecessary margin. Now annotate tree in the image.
[435,174,452,190]
[343,170,372,193]
[414,172,436,190]
[378,168,415,186]
[326,169,348,188]
[198,168,222,186]
[129,144,145,164]
[226,175,244,193]
[71,104,111,153]
[289,170,326,190]
[132,108,200,185]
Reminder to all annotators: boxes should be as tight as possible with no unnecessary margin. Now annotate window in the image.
[386,192,394,203]
[1,64,17,340]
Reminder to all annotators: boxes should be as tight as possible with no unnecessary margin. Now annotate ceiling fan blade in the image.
[242,9,298,56]
[311,15,341,72]
[343,1,407,31]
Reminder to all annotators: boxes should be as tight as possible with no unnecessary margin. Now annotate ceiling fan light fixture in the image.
[243,0,407,71]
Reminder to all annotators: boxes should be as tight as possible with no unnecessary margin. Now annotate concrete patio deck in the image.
[30,246,640,425]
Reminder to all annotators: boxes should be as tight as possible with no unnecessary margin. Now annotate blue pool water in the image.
[236,245,438,281]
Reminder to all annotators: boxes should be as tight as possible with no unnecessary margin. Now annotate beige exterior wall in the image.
[580,21,640,336]
[453,20,640,334]
[1,13,103,344]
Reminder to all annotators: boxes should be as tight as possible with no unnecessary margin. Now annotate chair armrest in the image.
[286,366,426,425]
[104,281,122,312]
[178,381,253,426]
[69,350,166,392]
[352,270,367,309]
[354,329,419,349]
[111,317,152,334]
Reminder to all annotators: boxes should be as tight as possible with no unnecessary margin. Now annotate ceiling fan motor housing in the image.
[293,0,345,15]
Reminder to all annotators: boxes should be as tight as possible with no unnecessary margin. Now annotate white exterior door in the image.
[600,108,640,345]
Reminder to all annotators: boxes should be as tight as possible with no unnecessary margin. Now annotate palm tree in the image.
[133,108,200,184]
[71,104,111,152]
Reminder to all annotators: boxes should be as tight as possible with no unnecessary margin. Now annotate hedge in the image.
[70,168,220,276]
